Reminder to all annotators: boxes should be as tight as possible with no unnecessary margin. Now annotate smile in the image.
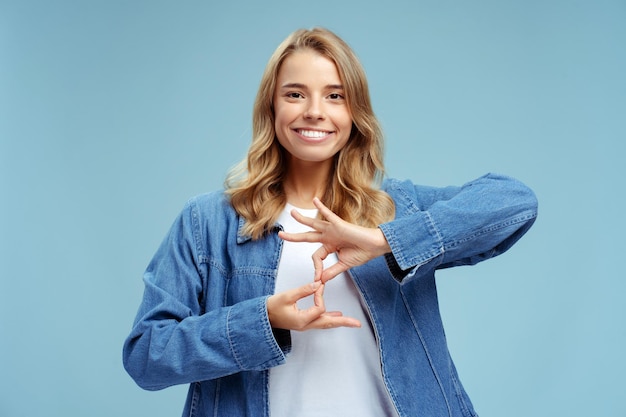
[295,129,333,139]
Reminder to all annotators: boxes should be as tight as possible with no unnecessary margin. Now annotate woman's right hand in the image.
[266,281,361,331]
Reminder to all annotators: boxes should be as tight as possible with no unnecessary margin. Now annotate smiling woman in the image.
[122,27,538,417]
[226,28,395,239]
[273,50,353,194]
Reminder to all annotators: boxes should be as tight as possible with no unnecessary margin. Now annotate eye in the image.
[328,93,344,100]
[286,92,303,99]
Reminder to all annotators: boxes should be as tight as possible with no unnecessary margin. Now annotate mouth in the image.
[294,128,334,139]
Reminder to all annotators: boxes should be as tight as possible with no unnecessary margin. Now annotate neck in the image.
[283,159,333,209]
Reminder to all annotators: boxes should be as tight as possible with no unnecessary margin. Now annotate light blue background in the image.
[1,1,624,416]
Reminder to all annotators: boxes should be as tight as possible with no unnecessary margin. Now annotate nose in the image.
[304,98,325,120]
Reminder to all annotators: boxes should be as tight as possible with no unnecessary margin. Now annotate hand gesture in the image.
[278,198,391,283]
[267,281,361,330]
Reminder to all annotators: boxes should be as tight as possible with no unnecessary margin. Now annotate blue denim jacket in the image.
[123,173,537,417]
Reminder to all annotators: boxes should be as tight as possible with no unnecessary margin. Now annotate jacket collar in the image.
[236,215,283,244]
[236,216,252,244]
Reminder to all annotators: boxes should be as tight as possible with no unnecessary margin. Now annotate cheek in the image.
[335,105,352,125]
[273,104,292,129]
[273,109,285,135]
[338,111,354,135]
[273,113,289,146]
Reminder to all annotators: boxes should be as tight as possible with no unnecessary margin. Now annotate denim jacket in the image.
[123,173,537,417]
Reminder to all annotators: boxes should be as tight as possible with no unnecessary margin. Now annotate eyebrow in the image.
[280,82,344,90]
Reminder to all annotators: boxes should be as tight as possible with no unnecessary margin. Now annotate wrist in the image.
[372,228,391,257]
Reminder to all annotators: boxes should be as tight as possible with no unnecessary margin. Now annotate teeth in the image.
[299,129,329,138]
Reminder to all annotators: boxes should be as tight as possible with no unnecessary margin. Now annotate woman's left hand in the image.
[278,197,391,283]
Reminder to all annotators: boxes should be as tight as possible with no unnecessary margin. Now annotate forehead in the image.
[276,50,341,86]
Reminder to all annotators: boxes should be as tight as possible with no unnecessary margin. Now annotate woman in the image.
[123,28,538,416]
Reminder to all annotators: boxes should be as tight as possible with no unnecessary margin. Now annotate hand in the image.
[267,281,361,330]
[278,198,391,283]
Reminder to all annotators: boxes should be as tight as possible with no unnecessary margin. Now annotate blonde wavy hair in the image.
[225,27,395,239]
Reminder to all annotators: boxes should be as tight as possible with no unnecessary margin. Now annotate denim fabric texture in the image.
[123,173,538,417]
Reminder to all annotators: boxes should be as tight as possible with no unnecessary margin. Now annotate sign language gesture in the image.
[278,197,392,283]
[266,198,391,332]
[267,281,361,330]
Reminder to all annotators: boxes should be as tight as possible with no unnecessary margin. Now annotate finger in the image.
[282,280,322,303]
[311,246,331,281]
[290,208,333,233]
[312,197,341,223]
[312,283,325,308]
[278,230,322,243]
[268,282,327,330]
[289,209,316,227]
[307,312,362,329]
[291,285,328,329]
[320,261,350,283]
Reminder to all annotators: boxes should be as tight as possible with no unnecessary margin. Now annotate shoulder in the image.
[187,190,230,208]
[186,190,233,213]
[180,190,238,230]
[178,190,243,250]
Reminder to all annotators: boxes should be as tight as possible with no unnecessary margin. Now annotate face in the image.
[273,50,353,169]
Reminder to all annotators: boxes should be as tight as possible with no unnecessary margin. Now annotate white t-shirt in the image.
[268,203,398,417]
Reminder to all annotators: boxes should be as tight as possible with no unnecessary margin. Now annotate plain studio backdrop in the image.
[1,1,624,416]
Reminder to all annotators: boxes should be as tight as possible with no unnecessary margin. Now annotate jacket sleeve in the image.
[379,173,538,281]
[122,198,286,391]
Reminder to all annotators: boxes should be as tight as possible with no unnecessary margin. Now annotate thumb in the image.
[284,280,322,302]
[320,261,350,283]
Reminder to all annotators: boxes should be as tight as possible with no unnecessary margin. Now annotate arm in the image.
[123,197,363,391]
[279,173,537,283]
[380,173,538,279]
[122,200,285,391]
